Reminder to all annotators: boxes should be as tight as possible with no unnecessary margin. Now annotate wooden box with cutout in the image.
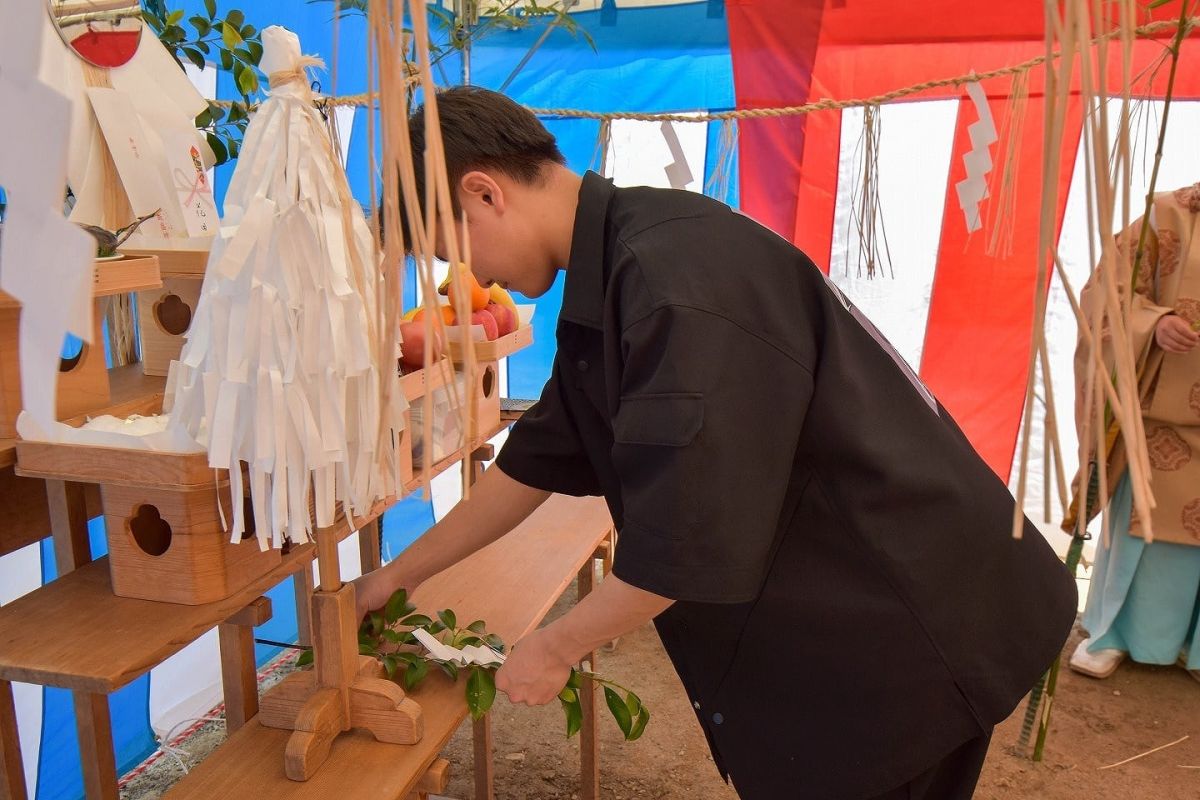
[0,255,162,438]
[137,275,204,377]
[15,439,280,605]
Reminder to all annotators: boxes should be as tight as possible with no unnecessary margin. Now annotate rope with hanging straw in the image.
[214,16,1198,118]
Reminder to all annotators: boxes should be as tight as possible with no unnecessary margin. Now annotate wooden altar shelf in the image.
[0,431,503,800]
[0,545,311,694]
[15,432,281,605]
[0,256,162,438]
[162,495,615,800]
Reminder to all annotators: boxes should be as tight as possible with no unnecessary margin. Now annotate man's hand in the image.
[496,575,674,707]
[1156,314,1200,354]
[495,627,573,707]
[352,565,406,623]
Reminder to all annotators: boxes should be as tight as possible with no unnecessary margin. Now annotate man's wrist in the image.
[542,621,588,668]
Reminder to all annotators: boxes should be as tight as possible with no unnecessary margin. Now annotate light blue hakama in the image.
[1082,475,1200,669]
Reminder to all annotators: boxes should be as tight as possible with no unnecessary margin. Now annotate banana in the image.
[489,283,519,316]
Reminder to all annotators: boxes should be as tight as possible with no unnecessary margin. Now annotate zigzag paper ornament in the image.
[954,80,998,233]
[1,0,96,437]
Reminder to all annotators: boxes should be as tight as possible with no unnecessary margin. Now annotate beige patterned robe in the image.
[1068,183,1200,546]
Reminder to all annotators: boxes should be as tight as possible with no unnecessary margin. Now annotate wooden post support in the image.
[259,582,422,781]
[0,680,26,800]
[359,517,383,575]
[577,561,599,800]
[219,597,273,733]
[72,691,118,800]
[46,480,92,575]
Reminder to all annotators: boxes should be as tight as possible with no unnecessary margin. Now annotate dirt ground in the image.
[124,584,1200,800]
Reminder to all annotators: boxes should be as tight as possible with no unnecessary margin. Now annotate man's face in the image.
[428,171,559,299]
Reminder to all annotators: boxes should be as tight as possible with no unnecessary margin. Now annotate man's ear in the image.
[459,170,505,215]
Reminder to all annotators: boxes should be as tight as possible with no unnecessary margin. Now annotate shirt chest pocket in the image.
[611,393,706,536]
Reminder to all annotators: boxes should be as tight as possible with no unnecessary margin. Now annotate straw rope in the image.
[213,16,1196,118]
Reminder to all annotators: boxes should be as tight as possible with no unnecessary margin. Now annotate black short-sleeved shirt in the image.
[497,172,1076,800]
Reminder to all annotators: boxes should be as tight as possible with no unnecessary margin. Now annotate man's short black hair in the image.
[384,86,566,251]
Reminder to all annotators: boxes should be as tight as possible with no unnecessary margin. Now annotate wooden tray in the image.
[93,255,163,297]
[15,439,211,489]
[121,244,211,277]
[447,323,533,362]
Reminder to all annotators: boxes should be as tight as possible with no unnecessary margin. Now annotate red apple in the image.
[398,321,442,370]
[483,301,517,337]
[470,309,499,341]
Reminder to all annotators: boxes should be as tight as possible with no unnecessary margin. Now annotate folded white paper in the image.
[411,628,506,667]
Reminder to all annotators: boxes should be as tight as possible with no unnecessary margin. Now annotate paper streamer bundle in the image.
[169,26,405,549]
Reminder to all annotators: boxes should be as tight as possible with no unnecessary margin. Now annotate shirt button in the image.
[575,359,589,372]
[712,712,724,725]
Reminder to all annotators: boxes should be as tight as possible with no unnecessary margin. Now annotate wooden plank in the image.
[293,565,315,647]
[0,543,312,693]
[15,440,212,489]
[91,256,162,298]
[0,680,26,800]
[359,518,382,575]
[45,480,93,574]
[218,623,258,734]
[227,596,273,628]
[0,467,101,559]
[73,691,118,800]
[119,247,210,277]
[162,495,614,800]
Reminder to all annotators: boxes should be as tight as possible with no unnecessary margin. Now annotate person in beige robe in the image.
[1067,181,1200,679]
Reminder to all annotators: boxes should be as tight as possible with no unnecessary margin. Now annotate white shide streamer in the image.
[168,26,405,549]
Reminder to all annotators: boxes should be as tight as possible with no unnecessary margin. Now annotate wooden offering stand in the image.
[16,439,280,605]
[256,505,424,781]
[0,255,162,437]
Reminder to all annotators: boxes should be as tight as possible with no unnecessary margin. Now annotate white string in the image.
[152,714,226,776]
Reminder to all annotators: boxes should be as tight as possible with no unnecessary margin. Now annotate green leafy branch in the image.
[558,667,649,741]
[142,0,264,165]
[299,587,648,739]
[308,0,595,78]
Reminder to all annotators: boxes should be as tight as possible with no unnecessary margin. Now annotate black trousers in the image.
[868,730,993,800]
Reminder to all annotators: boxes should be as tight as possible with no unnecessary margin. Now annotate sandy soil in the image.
[123,587,1200,800]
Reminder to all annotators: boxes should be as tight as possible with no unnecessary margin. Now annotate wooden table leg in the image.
[46,480,92,575]
[293,565,315,647]
[72,691,117,800]
[359,518,382,575]
[577,561,599,800]
[0,680,27,800]
[219,597,273,733]
[472,714,494,800]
